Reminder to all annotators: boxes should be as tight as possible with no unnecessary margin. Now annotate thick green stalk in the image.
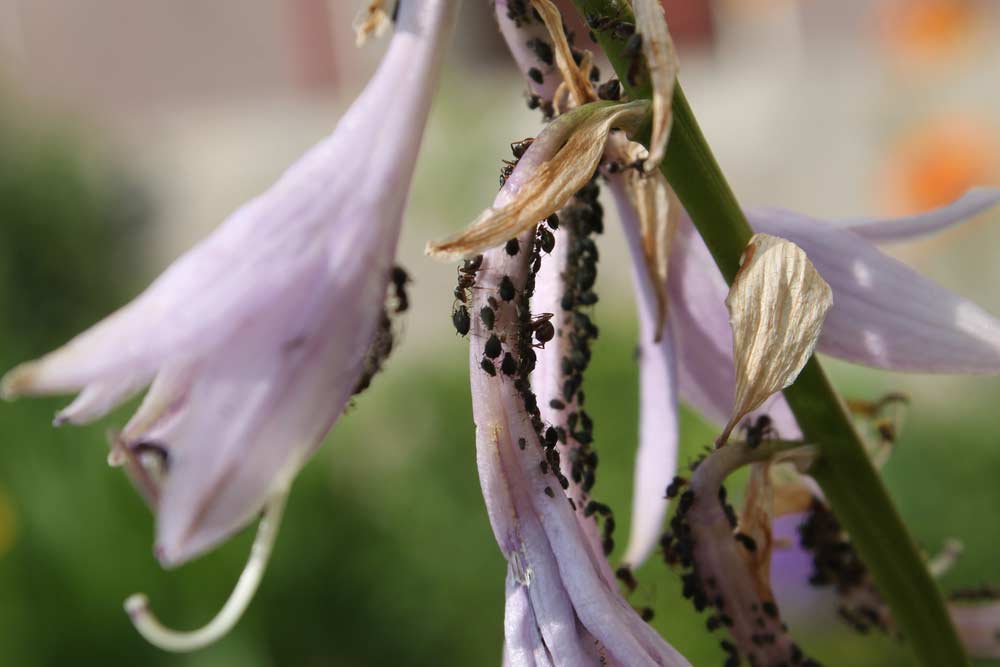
[570,1,967,665]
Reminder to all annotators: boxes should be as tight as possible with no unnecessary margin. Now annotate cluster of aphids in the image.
[949,585,1000,602]
[451,142,621,534]
[799,499,893,636]
[353,266,410,396]
[504,0,541,28]
[554,178,604,496]
[660,470,819,667]
[507,5,618,116]
[585,10,646,87]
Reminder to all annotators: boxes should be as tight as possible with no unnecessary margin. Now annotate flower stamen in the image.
[124,490,288,652]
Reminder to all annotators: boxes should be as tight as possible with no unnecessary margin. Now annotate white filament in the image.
[123,490,289,652]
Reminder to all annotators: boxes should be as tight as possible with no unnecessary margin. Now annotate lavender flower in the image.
[2,0,457,650]
[618,189,1000,567]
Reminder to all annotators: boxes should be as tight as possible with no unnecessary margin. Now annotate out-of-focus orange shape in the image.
[876,0,975,58]
[882,118,999,215]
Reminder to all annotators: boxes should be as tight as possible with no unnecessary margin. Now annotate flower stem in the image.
[570,1,968,665]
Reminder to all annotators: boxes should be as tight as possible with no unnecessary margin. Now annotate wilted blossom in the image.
[2,0,457,647]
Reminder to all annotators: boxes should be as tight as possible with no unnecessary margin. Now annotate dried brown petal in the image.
[530,0,596,109]
[354,0,391,46]
[718,234,832,446]
[426,101,650,261]
[632,0,678,169]
[738,462,775,597]
[622,159,678,341]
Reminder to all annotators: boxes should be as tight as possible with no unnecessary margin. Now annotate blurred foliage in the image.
[0,111,998,667]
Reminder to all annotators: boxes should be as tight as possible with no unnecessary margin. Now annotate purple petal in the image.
[503,570,555,667]
[53,373,150,426]
[951,602,1000,660]
[828,187,1000,244]
[607,178,680,568]
[750,207,1000,374]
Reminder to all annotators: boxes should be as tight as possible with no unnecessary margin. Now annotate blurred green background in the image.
[0,103,999,667]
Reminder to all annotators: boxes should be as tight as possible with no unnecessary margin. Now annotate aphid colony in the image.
[798,499,894,637]
[353,265,410,397]
[585,10,646,86]
[450,139,622,570]
[659,450,822,667]
[506,5,616,118]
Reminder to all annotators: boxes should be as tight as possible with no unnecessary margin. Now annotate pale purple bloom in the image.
[618,189,1000,567]
[1,0,458,567]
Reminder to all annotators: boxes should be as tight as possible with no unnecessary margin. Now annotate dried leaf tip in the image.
[354,0,392,46]
[718,234,833,446]
[426,100,650,261]
[632,0,679,170]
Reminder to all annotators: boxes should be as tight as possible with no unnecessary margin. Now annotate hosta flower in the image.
[1,0,457,639]
[618,188,1000,567]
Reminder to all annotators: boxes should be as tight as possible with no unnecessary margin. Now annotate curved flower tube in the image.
[1,0,459,567]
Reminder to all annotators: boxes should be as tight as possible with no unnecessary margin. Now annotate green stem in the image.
[570,2,967,665]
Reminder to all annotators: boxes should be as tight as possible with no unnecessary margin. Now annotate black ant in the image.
[389,265,410,313]
[454,255,483,304]
[511,138,534,159]
[745,415,775,449]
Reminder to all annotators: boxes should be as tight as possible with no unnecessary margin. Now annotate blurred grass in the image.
[1,109,999,667]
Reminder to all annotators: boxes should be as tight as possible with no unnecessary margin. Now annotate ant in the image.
[389,265,410,313]
[511,138,534,159]
[744,415,776,449]
[454,255,483,304]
